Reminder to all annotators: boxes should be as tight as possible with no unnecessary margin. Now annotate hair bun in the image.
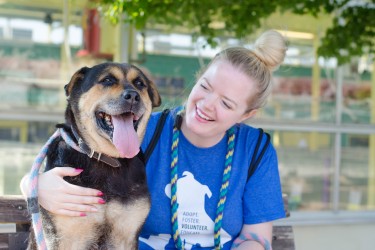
[253,30,287,71]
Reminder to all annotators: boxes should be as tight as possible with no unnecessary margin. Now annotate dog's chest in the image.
[50,196,150,248]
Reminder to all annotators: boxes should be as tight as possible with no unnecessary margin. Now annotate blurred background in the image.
[0,0,374,249]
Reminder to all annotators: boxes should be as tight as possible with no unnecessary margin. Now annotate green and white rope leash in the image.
[214,126,235,249]
[170,111,236,249]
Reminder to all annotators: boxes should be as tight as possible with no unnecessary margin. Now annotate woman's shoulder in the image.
[236,123,275,152]
[236,123,262,137]
[148,107,180,126]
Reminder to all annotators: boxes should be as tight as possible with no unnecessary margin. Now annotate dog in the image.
[28,62,161,249]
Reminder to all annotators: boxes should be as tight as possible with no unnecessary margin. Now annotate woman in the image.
[22,30,287,249]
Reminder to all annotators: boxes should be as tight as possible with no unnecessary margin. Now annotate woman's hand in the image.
[31,167,104,217]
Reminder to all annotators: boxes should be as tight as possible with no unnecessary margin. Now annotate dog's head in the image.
[64,62,161,159]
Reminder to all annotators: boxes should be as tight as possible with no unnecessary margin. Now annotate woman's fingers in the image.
[60,202,99,213]
[63,193,105,206]
[51,167,103,197]
[54,209,90,217]
[39,192,103,215]
[37,167,105,216]
[66,182,103,197]
[51,167,84,177]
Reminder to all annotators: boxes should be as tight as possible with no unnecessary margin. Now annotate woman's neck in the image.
[180,118,225,148]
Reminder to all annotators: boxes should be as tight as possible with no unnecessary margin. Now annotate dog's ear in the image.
[136,66,162,108]
[64,67,90,97]
[148,80,161,108]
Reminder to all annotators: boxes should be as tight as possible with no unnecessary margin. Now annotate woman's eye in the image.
[222,101,232,109]
[200,84,208,90]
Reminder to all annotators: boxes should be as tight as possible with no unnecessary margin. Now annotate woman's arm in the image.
[20,167,103,217]
[232,222,273,250]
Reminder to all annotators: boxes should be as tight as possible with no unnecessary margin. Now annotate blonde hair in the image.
[204,30,287,111]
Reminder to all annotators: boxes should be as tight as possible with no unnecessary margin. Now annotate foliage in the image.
[96,0,375,64]
[284,0,375,64]
[317,2,375,64]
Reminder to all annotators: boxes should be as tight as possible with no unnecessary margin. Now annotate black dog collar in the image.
[70,126,121,168]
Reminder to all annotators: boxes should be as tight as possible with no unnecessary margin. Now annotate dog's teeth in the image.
[104,114,112,127]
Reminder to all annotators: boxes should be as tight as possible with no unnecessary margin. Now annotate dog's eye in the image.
[134,78,146,88]
[100,76,116,86]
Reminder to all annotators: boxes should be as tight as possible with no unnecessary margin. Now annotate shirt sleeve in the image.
[242,142,286,224]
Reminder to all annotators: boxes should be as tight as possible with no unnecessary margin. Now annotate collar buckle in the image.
[88,149,95,158]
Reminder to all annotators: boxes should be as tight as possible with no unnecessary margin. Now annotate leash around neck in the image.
[27,128,85,250]
[170,110,236,250]
[27,126,121,250]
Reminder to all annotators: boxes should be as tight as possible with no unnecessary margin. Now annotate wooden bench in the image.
[0,195,295,249]
[0,196,29,250]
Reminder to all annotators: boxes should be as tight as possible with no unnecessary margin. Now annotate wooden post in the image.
[368,62,375,207]
[59,0,72,109]
[309,35,320,151]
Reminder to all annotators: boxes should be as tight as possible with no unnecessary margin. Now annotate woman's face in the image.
[183,60,257,145]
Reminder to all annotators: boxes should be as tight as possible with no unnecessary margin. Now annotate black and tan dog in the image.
[29,62,161,249]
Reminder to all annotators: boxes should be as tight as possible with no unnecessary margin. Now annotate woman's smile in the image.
[195,106,214,122]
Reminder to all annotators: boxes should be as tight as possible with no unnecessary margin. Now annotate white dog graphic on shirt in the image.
[140,171,231,249]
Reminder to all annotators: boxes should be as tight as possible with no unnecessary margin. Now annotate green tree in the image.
[96,0,375,64]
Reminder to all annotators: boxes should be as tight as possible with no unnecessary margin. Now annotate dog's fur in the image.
[29,62,161,249]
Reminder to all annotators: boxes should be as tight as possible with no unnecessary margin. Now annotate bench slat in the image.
[0,232,29,250]
[272,226,295,250]
[0,196,29,224]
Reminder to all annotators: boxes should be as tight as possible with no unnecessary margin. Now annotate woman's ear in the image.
[240,109,258,122]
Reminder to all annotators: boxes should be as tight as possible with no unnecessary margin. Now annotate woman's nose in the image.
[201,94,217,110]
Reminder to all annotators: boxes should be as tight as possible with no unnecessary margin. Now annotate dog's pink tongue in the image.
[112,114,140,158]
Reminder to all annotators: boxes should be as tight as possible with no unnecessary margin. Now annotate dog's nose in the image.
[122,90,140,103]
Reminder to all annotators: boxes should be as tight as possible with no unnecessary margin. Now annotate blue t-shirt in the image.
[139,108,285,249]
